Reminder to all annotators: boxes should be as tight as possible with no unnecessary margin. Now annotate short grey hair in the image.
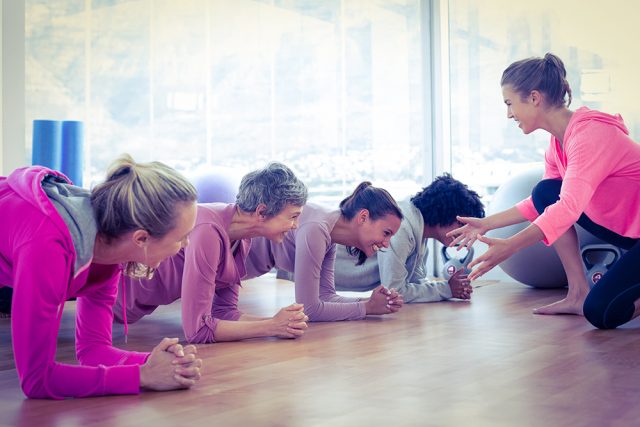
[236,162,308,217]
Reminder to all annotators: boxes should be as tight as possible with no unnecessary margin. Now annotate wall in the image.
[1,0,25,176]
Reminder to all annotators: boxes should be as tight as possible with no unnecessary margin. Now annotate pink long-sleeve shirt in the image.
[114,204,250,343]
[0,167,148,399]
[516,107,640,245]
[244,204,367,321]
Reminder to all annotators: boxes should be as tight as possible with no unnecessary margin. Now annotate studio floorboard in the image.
[1,277,639,427]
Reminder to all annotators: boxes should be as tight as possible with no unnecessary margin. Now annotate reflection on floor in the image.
[1,276,639,427]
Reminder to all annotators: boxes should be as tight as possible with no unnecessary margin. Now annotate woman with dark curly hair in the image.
[334,174,484,302]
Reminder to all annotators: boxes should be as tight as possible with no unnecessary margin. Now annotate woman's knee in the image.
[583,291,634,330]
[583,295,611,329]
[531,179,562,214]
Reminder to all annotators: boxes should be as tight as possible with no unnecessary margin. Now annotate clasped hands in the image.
[141,337,203,391]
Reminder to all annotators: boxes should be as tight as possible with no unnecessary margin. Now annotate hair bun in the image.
[106,154,137,181]
[353,181,372,194]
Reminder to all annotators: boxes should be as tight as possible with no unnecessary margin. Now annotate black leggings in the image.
[532,179,640,329]
[0,286,11,314]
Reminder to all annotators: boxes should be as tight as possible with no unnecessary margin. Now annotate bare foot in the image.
[533,297,585,316]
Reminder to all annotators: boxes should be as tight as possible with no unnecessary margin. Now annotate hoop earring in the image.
[124,245,156,280]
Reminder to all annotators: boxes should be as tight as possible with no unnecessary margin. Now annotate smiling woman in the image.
[244,182,404,322]
[448,0,640,205]
[0,155,202,399]
[447,53,640,331]
[113,162,311,343]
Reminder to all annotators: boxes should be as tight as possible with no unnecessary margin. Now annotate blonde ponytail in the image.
[91,154,197,241]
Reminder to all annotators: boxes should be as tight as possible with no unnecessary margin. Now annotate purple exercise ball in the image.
[190,167,242,204]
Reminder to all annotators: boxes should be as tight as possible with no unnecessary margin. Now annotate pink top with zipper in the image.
[0,167,148,399]
[516,107,640,245]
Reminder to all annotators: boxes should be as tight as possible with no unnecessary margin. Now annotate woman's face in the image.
[356,211,402,258]
[502,84,538,134]
[262,203,304,243]
[145,201,197,267]
[432,222,459,247]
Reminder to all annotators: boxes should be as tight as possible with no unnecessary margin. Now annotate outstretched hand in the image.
[466,234,513,281]
[446,216,488,250]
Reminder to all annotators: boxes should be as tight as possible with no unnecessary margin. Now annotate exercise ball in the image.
[190,167,242,204]
[487,165,605,288]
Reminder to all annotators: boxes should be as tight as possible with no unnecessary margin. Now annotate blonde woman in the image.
[0,155,202,399]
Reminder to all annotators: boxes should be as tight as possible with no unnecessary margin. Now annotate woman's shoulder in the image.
[297,204,338,234]
[186,206,231,249]
[196,203,234,220]
[568,107,629,139]
[194,203,235,230]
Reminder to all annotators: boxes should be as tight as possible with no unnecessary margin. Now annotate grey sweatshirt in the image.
[334,200,452,302]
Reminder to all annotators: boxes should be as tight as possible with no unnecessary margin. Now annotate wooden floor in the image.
[1,276,639,427]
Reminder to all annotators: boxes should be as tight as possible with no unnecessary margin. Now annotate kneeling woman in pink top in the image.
[114,162,310,343]
[449,53,640,329]
[0,155,202,399]
[244,182,405,322]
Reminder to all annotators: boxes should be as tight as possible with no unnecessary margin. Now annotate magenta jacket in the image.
[0,167,148,399]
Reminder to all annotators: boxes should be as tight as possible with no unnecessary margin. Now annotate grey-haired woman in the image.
[114,162,310,343]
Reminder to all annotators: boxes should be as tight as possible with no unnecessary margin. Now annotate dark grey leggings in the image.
[531,179,640,329]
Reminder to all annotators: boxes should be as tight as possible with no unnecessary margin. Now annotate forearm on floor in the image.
[396,280,452,303]
[212,318,275,341]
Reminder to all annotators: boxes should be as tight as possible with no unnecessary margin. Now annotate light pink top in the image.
[516,107,640,245]
[114,204,250,343]
[244,204,367,321]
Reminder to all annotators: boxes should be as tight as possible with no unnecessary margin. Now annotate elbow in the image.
[301,302,325,322]
[184,330,200,344]
[21,383,41,399]
[184,327,215,344]
[22,388,48,400]
[20,376,57,400]
[185,334,206,344]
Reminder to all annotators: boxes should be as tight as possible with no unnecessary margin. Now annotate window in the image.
[26,0,428,204]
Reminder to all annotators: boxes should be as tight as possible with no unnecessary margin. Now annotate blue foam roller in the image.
[61,121,84,187]
[32,120,62,171]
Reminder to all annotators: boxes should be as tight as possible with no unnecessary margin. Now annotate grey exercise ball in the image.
[486,165,605,288]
